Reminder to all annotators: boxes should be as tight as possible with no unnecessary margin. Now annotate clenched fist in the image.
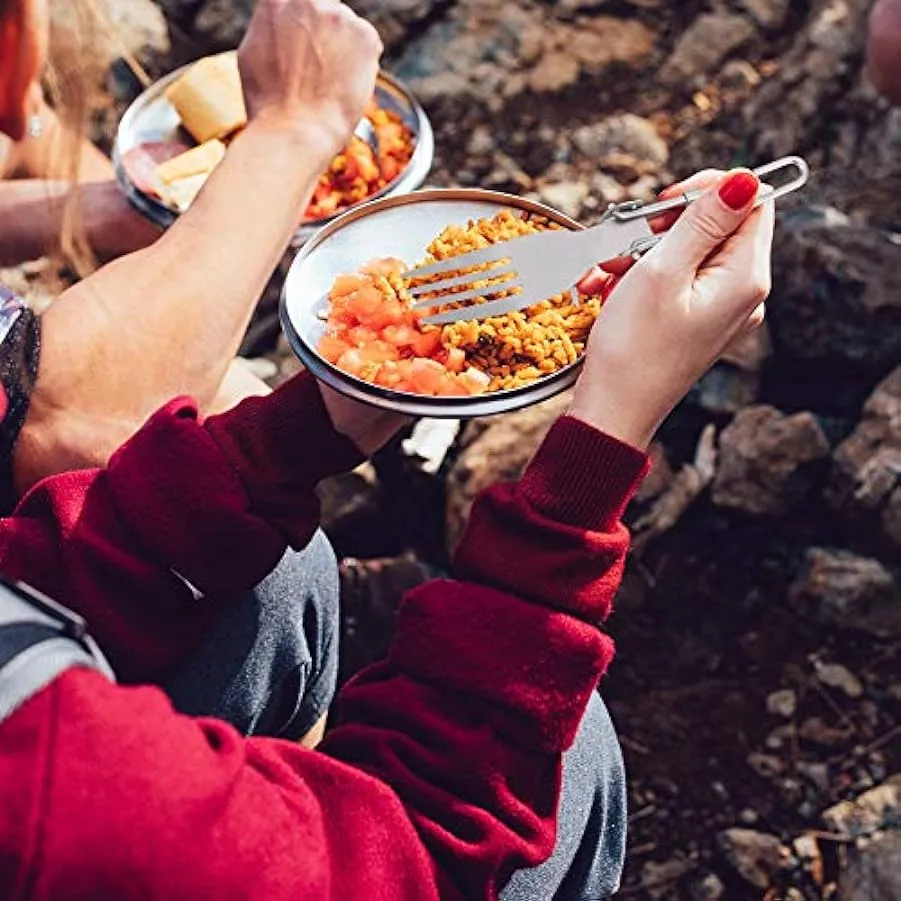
[238,0,383,157]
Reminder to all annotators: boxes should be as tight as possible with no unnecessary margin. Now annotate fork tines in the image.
[407,249,522,318]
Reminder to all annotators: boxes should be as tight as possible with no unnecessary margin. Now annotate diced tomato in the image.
[318,334,352,363]
[358,340,398,364]
[363,258,405,278]
[360,298,406,330]
[411,329,442,358]
[443,347,466,373]
[382,323,418,346]
[346,284,383,318]
[336,348,366,378]
[436,374,470,396]
[410,357,447,395]
[332,274,368,296]
[374,360,403,388]
[324,258,492,398]
[460,367,491,395]
[347,326,379,346]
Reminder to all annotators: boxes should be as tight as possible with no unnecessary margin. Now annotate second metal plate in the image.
[113,56,435,245]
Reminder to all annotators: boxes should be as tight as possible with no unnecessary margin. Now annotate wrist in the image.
[567,388,659,452]
[242,114,345,169]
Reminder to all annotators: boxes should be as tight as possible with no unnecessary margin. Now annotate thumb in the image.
[656,169,760,271]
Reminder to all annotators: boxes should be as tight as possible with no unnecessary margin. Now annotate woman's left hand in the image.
[318,384,411,457]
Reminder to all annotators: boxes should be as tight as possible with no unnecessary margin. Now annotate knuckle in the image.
[639,251,673,284]
[750,274,771,305]
[686,208,729,244]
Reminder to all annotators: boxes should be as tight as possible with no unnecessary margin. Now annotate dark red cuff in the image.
[205,371,363,510]
[390,579,613,752]
[520,415,649,532]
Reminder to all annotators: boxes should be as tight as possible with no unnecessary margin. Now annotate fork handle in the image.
[610,156,810,224]
[616,156,810,260]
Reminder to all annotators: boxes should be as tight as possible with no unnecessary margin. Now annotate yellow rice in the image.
[379,209,604,392]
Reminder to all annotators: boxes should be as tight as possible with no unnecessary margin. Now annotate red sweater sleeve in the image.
[0,410,648,900]
[0,372,361,680]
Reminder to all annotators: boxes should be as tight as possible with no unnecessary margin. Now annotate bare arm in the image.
[11,0,383,494]
[0,179,161,266]
[26,120,334,435]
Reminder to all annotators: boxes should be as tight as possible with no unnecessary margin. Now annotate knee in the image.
[255,531,341,638]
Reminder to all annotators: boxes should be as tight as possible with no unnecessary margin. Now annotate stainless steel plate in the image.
[113,55,435,245]
[281,188,588,419]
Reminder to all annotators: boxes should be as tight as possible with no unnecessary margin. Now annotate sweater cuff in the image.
[205,372,363,500]
[521,415,649,532]
[390,579,614,752]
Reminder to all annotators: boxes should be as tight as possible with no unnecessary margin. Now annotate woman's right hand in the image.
[568,168,775,450]
[238,0,383,156]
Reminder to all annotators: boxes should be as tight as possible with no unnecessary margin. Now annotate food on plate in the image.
[119,140,193,197]
[152,138,227,210]
[122,52,416,222]
[317,211,603,396]
[164,53,247,143]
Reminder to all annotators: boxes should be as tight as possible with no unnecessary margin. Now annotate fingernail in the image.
[718,171,759,210]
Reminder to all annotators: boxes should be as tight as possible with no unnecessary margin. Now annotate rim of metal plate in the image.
[280,187,589,419]
[112,57,435,245]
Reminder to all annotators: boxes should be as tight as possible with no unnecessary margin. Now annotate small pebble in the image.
[814,661,863,699]
[766,689,798,719]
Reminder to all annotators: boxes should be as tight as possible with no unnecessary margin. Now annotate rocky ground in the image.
[11,0,901,897]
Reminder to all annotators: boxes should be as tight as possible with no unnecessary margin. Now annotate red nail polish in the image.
[718,171,759,210]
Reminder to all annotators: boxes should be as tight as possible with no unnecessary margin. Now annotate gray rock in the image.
[572,114,669,168]
[799,715,854,748]
[567,17,657,74]
[797,762,831,794]
[830,368,901,549]
[815,661,864,699]
[712,406,830,516]
[746,0,873,158]
[739,0,791,29]
[317,465,380,537]
[824,775,901,836]
[718,828,789,890]
[689,872,725,901]
[528,51,581,92]
[768,214,901,371]
[659,13,756,87]
[640,858,692,898]
[690,364,760,415]
[789,548,901,639]
[747,752,785,779]
[538,181,589,219]
[466,126,495,158]
[837,831,901,901]
[156,0,253,57]
[766,689,798,719]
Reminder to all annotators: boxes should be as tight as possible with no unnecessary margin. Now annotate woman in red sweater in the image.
[0,3,646,895]
[0,141,773,901]
[0,0,398,751]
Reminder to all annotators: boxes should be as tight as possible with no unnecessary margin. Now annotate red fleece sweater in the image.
[0,372,648,900]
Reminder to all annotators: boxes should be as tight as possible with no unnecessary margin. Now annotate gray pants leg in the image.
[163,533,626,898]
[501,691,628,901]
[163,530,340,740]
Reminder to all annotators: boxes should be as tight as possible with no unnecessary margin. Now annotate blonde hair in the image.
[42,1,102,277]
[43,0,150,278]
